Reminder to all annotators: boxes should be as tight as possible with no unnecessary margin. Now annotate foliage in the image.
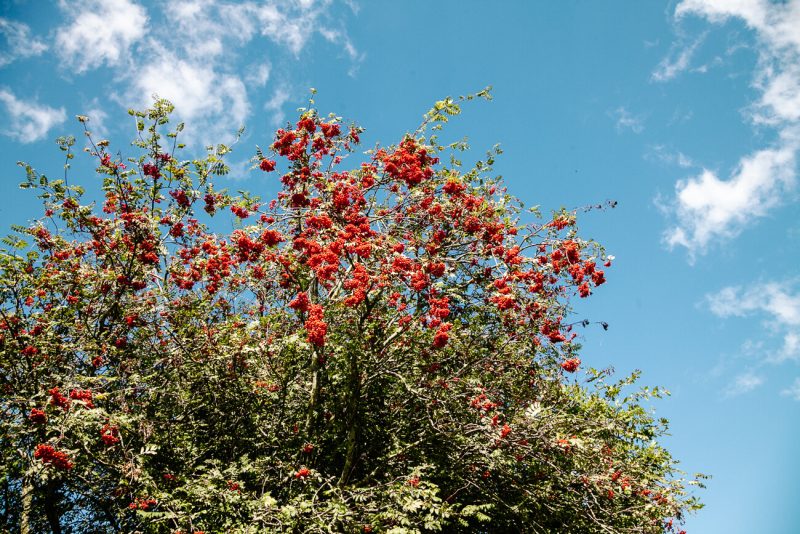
[0,92,704,533]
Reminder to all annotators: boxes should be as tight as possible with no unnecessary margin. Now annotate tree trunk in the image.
[20,474,33,534]
[304,351,322,438]
[43,481,61,534]
[338,350,361,486]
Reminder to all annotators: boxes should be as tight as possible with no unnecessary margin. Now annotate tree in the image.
[0,92,703,533]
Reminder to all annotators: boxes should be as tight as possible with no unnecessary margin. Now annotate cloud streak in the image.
[724,371,765,397]
[664,0,800,256]
[707,281,800,362]
[75,0,357,146]
[652,32,706,82]
[55,0,148,73]
[781,377,800,400]
[665,131,798,253]
[611,106,645,134]
[0,17,47,67]
[0,88,66,143]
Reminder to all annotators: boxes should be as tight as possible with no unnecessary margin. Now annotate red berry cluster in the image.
[34,444,73,470]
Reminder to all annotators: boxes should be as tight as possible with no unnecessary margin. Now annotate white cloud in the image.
[127,46,250,145]
[34,0,360,149]
[0,88,66,143]
[665,0,800,255]
[724,370,765,397]
[707,283,800,325]
[647,144,696,168]
[55,0,148,73]
[707,282,800,362]
[123,1,356,145]
[652,33,706,82]
[318,27,361,62]
[753,64,800,125]
[164,0,348,58]
[665,132,799,253]
[0,17,47,67]
[682,0,800,128]
[81,102,110,140]
[780,377,800,400]
[164,0,259,61]
[264,87,291,127]
[611,106,645,133]
[246,63,271,87]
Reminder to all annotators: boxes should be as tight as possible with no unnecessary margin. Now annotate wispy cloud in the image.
[647,144,696,168]
[55,0,148,73]
[0,1,361,148]
[264,86,292,127]
[780,377,800,400]
[611,106,645,133]
[707,281,800,362]
[47,0,361,146]
[664,0,800,256]
[246,63,272,87]
[80,102,111,140]
[0,17,47,67]
[652,32,706,82]
[665,130,799,255]
[677,0,800,128]
[125,45,251,145]
[0,88,66,143]
[724,370,765,398]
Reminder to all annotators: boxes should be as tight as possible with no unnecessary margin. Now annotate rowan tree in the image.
[0,91,704,533]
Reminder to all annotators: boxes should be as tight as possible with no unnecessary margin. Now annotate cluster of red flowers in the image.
[273,130,299,159]
[204,193,219,214]
[432,322,452,349]
[320,122,340,139]
[170,189,191,209]
[295,467,311,479]
[100,153,121,172]
[100,424,120,446]
[561,358,581,373]
[343,264,370,306]
[29,408,47,424]
[305,304,327,346]
[271,117,343,162]
[288,291,310,312]
[49,387,70,410]
[231,205,250,219]
[470,393,499,412]
[293,237,343,282]
[142,163,160,179]
[232,230,265,263]
[556,437,576,453]
[34,444,73,470]
[442,178,467,195]
[128,497,157,511]
[69,388,94,409]
[378,139,439,187]
[426,295,450,326]
[547,215,574,230]
[540,319,566,344]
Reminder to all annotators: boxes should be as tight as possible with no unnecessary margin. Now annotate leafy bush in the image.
[0,92,703,533]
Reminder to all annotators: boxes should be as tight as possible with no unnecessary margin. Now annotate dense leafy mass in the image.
[0,94,703,533]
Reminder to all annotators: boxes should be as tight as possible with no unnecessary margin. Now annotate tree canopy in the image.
[0,92,703,533]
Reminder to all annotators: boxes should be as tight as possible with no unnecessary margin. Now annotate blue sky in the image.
[1,1,799,531]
